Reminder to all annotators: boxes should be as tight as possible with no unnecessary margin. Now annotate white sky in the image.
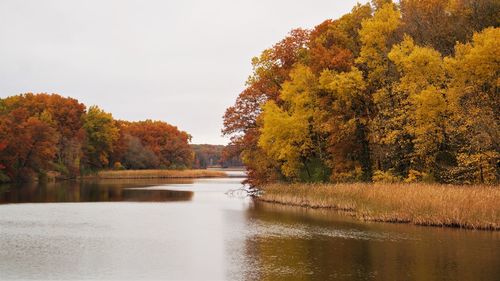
[0,0,368,144]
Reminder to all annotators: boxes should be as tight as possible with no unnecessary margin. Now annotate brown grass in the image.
[91,169,227,179]
[259,183,500,230]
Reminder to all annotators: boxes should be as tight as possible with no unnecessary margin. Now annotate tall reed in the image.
[259,183,500,230]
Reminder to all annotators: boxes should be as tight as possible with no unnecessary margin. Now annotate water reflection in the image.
[0,178,498,280]
[241,202,500,281]
[0,179,194,204]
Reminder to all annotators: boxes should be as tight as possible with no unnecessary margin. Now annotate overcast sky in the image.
[0,0,368,144]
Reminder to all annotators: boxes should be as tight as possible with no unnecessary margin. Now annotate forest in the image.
[192,144,243,169]
[0,93,194,182]
[223,0,499,185]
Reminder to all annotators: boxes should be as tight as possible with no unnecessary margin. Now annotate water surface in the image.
[0,177,499,280]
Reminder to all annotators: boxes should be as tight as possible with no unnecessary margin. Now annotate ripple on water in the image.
[243,218,414,242]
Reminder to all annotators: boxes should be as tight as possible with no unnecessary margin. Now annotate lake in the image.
[0,175,499,280]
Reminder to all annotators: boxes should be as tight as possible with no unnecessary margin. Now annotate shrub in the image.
[372,170,401,183]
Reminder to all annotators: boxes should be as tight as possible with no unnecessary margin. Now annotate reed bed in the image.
[93,169,226,179]
[259,183,500,230]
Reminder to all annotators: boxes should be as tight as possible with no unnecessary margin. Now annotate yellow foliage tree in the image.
[259,65,317,180]
[356,2,401,88]
[259,64,331,181]
[388,36,447,177]
[444,27,499,183]
[319,67,369,181]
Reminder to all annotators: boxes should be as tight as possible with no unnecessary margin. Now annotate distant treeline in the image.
[0,93,194,182]
[191,144,243,169]
[223,0,499,185]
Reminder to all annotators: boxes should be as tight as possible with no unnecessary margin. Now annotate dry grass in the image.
[92,169,227,179]
[259,183,500,230]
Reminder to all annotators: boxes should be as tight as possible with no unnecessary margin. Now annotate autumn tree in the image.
[0,94,86,177]
[45,95,86,177]
[444,27,500,183]
[0,107,58,181]
[259,64,329,181]
[400,0,500,55]
[318,67,370,181]
[307,3,372,74]
[352,2,402,180]
[0,93,194,181]
[121,135,159,169]
[82,106,119,170]
[224,0,499,185]
[223,29,310,185]
[220,144,243,168]
[192,144,225,169]
[387,36,448,180]
[124,120,193,169]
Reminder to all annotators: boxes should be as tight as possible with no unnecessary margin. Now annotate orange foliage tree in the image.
[0,94,195,182]
[223,0,499,185]
[113,120,193,169]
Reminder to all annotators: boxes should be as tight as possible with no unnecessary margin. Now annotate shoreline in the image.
[82,169,228,180]
[257,183,500,231]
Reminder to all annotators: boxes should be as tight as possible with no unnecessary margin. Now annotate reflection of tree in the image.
[0,180,193,204]
[242,202,500,281]
[121,189,193,202]
[243,203,373,281]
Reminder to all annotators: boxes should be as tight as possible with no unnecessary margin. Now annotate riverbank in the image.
[86,169,227,179]
[258,183,500,230]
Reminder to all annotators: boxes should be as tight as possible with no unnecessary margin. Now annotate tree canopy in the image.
[223,0,499,185]
[0,94,195,182]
